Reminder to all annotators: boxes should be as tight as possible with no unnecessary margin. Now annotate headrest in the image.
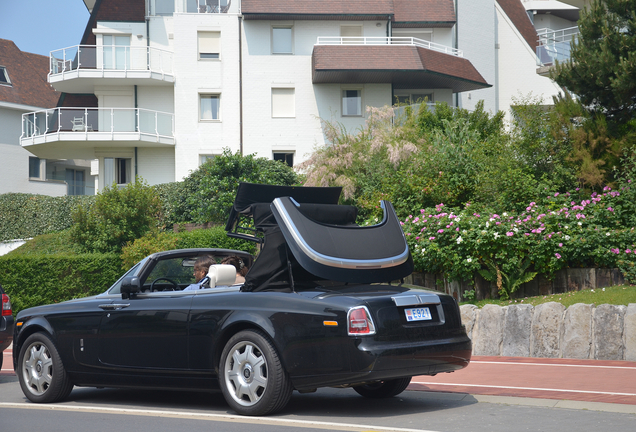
[205,264,237,288]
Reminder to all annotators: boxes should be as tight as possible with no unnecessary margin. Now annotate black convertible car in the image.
[13,183,471,415]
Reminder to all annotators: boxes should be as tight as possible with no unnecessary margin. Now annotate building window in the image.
[29,157,42,179]
[66,169,86,196]
[200,94,220,120]
[153,0,175,15]
[271,88,295,118]
[274,152,294,167]
[102,35,131,70]
[340,25,363,44]
[342,89,362,116]
[0,66,11,86]
[395,93,433,105]
[198,31,220,60]
[104,157,131,186]
[200,154,217,165]
[272,27,293,54]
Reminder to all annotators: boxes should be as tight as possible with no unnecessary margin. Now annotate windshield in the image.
[107,259,147,294]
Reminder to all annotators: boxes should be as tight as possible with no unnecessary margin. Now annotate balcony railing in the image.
[316,37,463,57]
[536,26,579,66]
[149,0,233,15]
[22,108,174,141]
[49,45,174,77]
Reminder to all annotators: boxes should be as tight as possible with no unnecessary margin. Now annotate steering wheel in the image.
[150,277,179,292]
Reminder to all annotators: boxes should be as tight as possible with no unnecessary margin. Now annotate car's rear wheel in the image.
[353,377,412,398]
[18,333,73,403]
[219,330,292,416]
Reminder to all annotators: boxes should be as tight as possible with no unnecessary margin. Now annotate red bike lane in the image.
[410,355,636,405]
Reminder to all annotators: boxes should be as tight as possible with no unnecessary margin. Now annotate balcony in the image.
[536,26,579,67]
[49,45,175,93]
[148,0,234,15]
[312,37,489,92]
[21,108,175,159]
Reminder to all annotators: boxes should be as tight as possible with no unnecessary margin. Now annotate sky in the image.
[0,0,90,57]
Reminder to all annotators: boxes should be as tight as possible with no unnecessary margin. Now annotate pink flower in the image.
[506,232,514,236]
[558,243,563,247]
[437,229,444,233]
[456,227,460,231]
[607,207,614,212]
[554,193,559,197]
[429,236,436,240]
[555,253,561,259]
[611,248,620,254]
[626,249,632,254]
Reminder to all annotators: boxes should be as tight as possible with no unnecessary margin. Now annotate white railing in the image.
[21,108,174,140]
[536,26,579,66]
[316,37,463,57]
[49,45,174,76]
[148,0,233,15]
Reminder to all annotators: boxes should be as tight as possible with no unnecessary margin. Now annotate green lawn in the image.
[461,285,636,308]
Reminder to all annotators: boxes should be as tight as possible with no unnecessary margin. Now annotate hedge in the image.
[0,193,94,242]
[0,253,122,314]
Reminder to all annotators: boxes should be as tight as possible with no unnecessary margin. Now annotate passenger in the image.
[220,256,248,285]
[183,255,216,290]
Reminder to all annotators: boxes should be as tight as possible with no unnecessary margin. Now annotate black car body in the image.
[1,284,14,371]
[13,183,471,415]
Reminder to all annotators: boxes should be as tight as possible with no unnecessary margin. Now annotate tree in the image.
[553,0,636,128]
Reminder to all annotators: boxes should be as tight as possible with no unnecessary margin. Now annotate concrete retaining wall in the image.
[460,302,636,361]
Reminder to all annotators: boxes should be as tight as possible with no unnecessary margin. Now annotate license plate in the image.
[405,307,432,322]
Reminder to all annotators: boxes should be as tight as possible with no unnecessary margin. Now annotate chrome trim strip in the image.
[392,293,441,307]
[272,198,409,269]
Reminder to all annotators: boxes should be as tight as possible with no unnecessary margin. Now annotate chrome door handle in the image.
[99,303,130,310]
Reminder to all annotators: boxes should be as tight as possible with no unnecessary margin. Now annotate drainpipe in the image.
[135,85,138,179]
[239,15,244,156]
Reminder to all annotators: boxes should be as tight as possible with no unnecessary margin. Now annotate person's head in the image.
[220,256,248,277]
[193,255,215,282]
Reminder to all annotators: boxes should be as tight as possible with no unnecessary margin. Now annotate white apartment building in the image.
[18,0,562,193]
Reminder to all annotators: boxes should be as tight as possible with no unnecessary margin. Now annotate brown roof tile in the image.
[312,45,490,92]
[496,0,538,50]
[393,0,455,24]
[242,0,394,15]
[0,39,61,108]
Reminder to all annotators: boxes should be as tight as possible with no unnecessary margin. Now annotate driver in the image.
[183,255,216,291]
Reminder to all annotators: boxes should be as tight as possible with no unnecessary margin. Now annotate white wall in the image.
[457,0,498,113]
[495,3,563,121]
[0,106,67,196]
[172,12,241,180]
[137,146,176,184]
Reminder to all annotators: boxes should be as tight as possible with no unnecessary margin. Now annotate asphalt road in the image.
[2,349,636,431]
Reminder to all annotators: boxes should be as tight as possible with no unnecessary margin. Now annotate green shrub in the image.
[0,193,93,241]
[6,229,81,256]
[70,180,162,254]
[0,253,122,314]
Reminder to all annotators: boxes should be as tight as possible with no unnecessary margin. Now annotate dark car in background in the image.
[13,183,471,415]
[0,284,14,371]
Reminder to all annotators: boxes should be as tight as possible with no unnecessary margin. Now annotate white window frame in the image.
[199,94,221,121]
[0,66,11,86]
[29,157,45,180]
[198,31,221,60]
[272,26,293,54]
[271,88,295,118]
[341,88,363,117]
[199,154,218,165]
[273,152,295,167]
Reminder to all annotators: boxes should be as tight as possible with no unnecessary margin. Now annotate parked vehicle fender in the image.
[12,316,57,368]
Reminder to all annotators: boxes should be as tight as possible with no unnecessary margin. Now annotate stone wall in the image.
[460,302,636,361]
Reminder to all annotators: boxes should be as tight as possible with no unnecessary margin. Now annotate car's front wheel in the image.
[353,377,412,398]
[17,332,74,403]
[219,330,292,416]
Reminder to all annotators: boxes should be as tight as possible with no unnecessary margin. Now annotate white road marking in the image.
[0,402,438,432]
[412,382,636,397]
[471,361,636,370]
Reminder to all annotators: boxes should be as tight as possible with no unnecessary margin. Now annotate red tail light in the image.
[347,306,376,336]
[1,294,11,316]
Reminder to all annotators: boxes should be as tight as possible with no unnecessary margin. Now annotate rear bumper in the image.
[291,332,472,390]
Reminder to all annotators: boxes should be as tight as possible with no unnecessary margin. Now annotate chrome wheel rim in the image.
[22,342,53,396]
[224,341,268,407]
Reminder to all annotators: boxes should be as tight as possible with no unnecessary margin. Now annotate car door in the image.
[97,255,197,371]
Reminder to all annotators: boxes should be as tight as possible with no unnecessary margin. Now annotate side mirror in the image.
[121,276,141,299]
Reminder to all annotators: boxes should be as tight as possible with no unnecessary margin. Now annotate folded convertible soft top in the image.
[225,183,413,291]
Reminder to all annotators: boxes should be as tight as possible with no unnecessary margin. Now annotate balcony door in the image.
[103,35,131,70]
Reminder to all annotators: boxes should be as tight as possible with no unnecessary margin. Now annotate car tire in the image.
[17,333,74,403]
[219,329,293,416]
[353,377,412,398]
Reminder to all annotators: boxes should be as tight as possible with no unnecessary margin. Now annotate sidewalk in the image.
[410,355,636,406]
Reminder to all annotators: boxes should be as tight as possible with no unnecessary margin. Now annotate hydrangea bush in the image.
[401,182,636,299]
